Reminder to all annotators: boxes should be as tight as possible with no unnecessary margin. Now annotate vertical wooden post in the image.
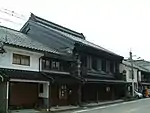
[78,84,82,106]
[111,86,115,100]
[96,90,99,103]
[125,84,128,98]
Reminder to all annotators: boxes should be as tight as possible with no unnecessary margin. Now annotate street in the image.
[71,98,150,113]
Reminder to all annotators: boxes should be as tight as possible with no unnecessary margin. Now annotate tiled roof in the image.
[133,60,150,72]
[27,14,122,57]
[42,25,119,56]
[123,60,149,72]
[0,26,59,54]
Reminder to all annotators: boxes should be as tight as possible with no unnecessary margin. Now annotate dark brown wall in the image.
[82,84,116,102]
[50,84,78,106]
[51,84,59,106]
[9,82,38,108]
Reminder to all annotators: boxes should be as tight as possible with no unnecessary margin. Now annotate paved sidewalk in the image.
[48,99,124,113]
[10,99,124,113]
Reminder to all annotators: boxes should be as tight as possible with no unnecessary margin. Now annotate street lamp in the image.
[129,51,134,97]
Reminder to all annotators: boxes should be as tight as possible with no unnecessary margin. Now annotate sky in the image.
[0,0,150,60]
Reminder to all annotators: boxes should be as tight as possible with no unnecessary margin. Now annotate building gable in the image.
[20,13,123,59]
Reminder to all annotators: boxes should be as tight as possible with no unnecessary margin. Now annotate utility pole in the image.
[129,51,135,97]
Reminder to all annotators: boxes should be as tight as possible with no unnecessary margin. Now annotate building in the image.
[0,25,74,112]
[119,60,141,94]
[133,60,150,90]
[20,13,127,105]
[119,59,150,95]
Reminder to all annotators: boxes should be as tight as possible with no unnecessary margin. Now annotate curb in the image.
[83,100,124,109]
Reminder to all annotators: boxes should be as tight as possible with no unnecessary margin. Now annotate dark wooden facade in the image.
[39,56,81,106]
[74,44,126,103]
[20,13,127,107]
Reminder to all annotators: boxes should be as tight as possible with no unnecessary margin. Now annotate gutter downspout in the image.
[0,75,4,82]
[6,81,9,113]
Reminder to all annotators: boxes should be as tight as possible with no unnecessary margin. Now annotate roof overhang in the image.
[0,68,50,82]
[74,43,123,61]
[141,82,150,85]
[43,52,75,61]
[41,71,84,84]
[86,71,115,79]
[84,78,128,84]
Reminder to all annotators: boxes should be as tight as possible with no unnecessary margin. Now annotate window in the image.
[141,74,144,81]
[97,59,102,71]
[114,62,116,73]
[87,56,92,69]
[129,70,132,79]
[45,60,50,69]
[137,71,139,81]
[110,61,114,73]
[81,55,87,67]
[51,61,60,70]
[42,59,51,69]
[42,59,60,70]
[106,60,110,72]
[13,54,30,66]
[102,59,106,72]
[92,57,97,70]
[42,59,46,69]
[59,84,67,99]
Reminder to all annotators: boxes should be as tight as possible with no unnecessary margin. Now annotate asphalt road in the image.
[71,98,150,113]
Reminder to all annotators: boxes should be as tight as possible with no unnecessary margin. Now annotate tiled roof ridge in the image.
[30,13,85,39]
[31,17,121,57]
[0,25,20,33]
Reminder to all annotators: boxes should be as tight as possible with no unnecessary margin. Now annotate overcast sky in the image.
[0,0,150,60]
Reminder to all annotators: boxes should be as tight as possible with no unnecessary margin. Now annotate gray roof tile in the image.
[27,14,121,57]
[0,26,59,54]
[123,60,149,72]
[133,60,150,72]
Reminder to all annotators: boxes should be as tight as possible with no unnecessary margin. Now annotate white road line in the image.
[126,108,137,113]
[73,98,150,113]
